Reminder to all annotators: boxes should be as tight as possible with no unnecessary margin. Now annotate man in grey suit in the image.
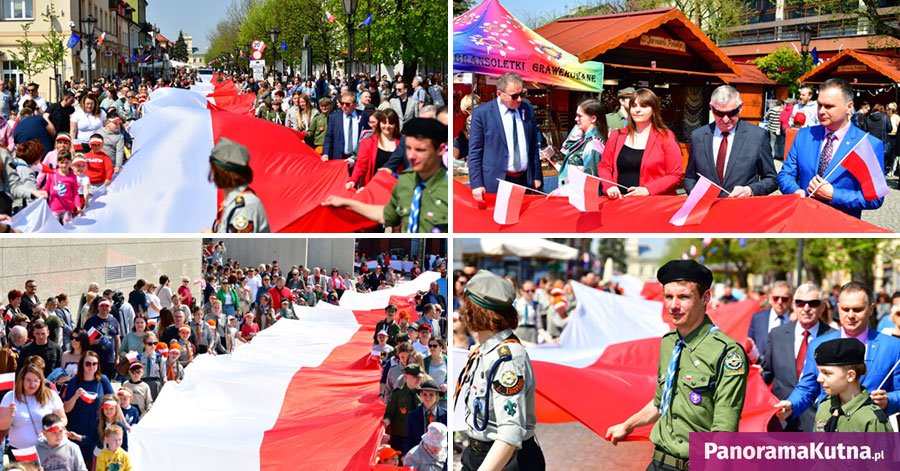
[684,85,777,197]
[760,283,834,431]
[379,81,418,130]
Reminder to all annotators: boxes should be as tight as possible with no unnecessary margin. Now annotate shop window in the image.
[3,0,33,20]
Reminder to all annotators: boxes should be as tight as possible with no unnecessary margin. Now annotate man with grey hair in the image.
[411,76,426,110]
[761,282,834,431]
[747,280,793,358]
[685,85,777,197]
[778,78,885,218]
[468,72,542,200]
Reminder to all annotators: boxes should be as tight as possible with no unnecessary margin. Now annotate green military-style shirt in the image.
[651,316,748,459]
[383,166,448,233]
[814,389,892,432]
[308,112,329,147]
[605,109,627,132]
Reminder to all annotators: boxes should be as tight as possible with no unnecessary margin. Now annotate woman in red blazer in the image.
[346,108,401,189]
[597,88,683,197]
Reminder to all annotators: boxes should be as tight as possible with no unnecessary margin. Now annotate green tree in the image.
[172,31,190,62]
[753,47,813,95]
[35,4,68,101]
[786,0,900,44]
[635,0,751,42]
[453,0,471,17]
[7,23,47,82]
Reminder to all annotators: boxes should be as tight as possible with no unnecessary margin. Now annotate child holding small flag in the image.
[94,424,131,471]
[36,413,87,471]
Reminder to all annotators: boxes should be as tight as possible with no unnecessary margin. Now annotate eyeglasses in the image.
[501,90,523,100]
[428,344,439,348]
[340,101,354,107]
[524,289,535,293]
[145,342,156,345]
[794,299,822,308]
[84,362,98,366]
[771,296,790,303]
[711,106,742,118]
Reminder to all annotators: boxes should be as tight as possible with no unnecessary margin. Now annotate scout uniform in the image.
[382,118,449,233]
[650,260,748,470]
[604,87,634,132]
[456,270,545,471]
[210,137,270,233]
[309,101,331,152]
[813,338,892,432]
[384,364,423,451]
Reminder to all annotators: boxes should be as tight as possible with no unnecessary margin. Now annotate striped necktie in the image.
[659,339,685,417]
[407,179,426,233]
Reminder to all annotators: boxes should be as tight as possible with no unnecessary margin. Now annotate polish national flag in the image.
[326,11,336,22]
[493,179,526,225]
[835,135,889,201]
[131,272,441,469]
[669,175,721,226]
[96,32,106,48]
[80,391,98,403]
[87,327,100,342]
[453,281,778,439]
[11,446,39,462]
[566,166,601,212]
[125,351,139,363]
[0,372,14,390]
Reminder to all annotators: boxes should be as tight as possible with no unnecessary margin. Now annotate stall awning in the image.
[461,239,579,260]
[453,0,604,92]
[724,63,776,85]
[799,49,900,85]
[535,8,740,77]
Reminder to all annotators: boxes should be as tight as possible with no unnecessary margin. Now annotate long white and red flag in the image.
[131,272,440,470]
[453,281,778,439]
[669,175,722,226]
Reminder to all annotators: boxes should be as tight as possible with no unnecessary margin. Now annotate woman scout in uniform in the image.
[456,269,545,471]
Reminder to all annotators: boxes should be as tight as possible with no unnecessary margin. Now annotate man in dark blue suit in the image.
[778,78,885,218]
[468,72,542,202]
[322,91,370,162]
[747,281,793,361]
[775,281,900,422]
[404,380,447,454]
[761,283,834,431]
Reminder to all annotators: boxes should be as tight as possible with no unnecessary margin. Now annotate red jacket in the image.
[84,150,113,184]
[597,127,683,195]
[347,134,400,187]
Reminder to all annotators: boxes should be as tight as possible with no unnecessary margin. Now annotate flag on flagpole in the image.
[566,167,601,212]
[493,179,526,225]
[835,135,889,201]
[669,175,721,226]
[11,446,39,462]
[810,47,820,65]
[0,372,14,390]
[359,13,373,27]
[80,391,98,403]
[66,32,80,48]
[239,50,245,59]
[87,327,100,342]
[96,32,106,48]
[280,41,287,51]
[326,11,336,23]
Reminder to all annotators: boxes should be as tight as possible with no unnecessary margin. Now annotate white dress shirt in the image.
[343,111,359,155]
[767,308,789,334]
[497,99,528,172]
[794,321,822,359]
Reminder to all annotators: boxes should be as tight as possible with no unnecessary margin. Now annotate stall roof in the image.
[724,63,776,85]
[535,8,740,76]
[461,239,578,260]
[798,49,900,85]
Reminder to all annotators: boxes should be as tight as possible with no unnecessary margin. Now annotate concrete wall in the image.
[0,238,201,302]
[211,239,355,277]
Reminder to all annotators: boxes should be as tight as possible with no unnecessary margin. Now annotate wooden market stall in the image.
[798,49,900,109]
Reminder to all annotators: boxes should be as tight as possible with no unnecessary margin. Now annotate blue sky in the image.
[146,0,220,52]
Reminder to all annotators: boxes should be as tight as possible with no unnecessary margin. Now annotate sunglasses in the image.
[428,344,439,348]
[771,296,790,303]
[340,102,354,107]
[145,342,156,345]
[84,362,98,366]
[711,106,741,118]
[501,90,523,100]
[794,299,822,308]
[524,289,535,293]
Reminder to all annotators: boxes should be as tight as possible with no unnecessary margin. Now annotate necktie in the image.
[407,179,426,233]
[818,133,837,176]
[510,109,522,170]
[796,330,810,378]
[659,339,685,417]
[427,412,434,424]
[716,131,729,183]
[524,304,529,325]
[345,114,352,155]
[778,315,787,326]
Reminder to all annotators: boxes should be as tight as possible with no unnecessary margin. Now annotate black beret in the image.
[657,260,713,290]
[402,118,448,145]
[815,338,865,366]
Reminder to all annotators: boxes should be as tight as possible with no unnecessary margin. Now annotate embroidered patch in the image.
[723,351,745,376]
[493,374,525,396]
[232,215,249,230]
[499,370,519,388]
[504,400,518,417]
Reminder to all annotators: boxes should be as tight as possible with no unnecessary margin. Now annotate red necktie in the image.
[796,330,810,378]
[716,132,729,183]
[427,412,434,424]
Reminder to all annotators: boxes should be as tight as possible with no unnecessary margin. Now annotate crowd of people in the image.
[457,72,890,222]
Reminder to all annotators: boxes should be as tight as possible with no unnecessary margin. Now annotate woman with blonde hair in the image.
[286,92,316,132]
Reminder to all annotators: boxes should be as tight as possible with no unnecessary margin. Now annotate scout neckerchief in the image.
[659,324,720,417]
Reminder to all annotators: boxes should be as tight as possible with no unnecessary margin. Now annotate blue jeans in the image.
[223,304,236,317]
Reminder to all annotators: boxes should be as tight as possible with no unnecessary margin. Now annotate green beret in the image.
[210,137,250,172]
[465,269,515,311]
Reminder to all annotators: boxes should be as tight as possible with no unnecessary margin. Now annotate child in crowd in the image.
[36,413,88,471]
[94,424,131,471]
[814,338,892,432]
[174,325,195,366]
[70,155,91,207]
[117,388,141,428]
[241,312,259,342]
[123,362,153,414]
[165,343,184,382]
[372,328,394,361]
[41,150,82,223]
[83,133,114,189]
[94,395,129,452]
[377,446,401,466]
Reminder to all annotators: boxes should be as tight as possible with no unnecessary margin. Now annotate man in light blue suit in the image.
[774,281,900,422]
[778,78,885,218]
[468,72,542,202]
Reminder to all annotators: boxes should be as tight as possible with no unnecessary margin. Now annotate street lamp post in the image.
[342,0,359,81]
[80,14,98,85]
[799,24,813,75]
[269,28,280,76]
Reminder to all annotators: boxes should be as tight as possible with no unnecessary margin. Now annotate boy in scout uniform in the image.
[813,338,892,432]
[322,117,447,232]
[207,137,270,233]
[456,270,545,471]
[308,98,332,153]
[607,260,748,471]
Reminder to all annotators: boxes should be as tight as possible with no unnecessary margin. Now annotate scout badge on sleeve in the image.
[723,350,745,376]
